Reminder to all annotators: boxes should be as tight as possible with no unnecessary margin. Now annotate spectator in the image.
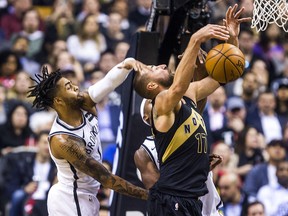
[3,130,56,216]
[97,49,118,74]
[0,101,35,156]
[7,70,34,105]
[11,34,40,77]
[114,41,130,63]
[242,201,266,216]
[218,172,249,216]
[246,90,287,144]
[54,51,84,83]
[44,0,75,43]
[212,96,247,147]
[66,14,107,67]
[100,11,130,51]
[45,39,67,67]
[128,0,151,29]
[11,8,45,60]
[235,126,265,181]
[249,58,270,93]
[0,84,7,124]
[243,139,287,201]
[0,0,32,41]
[202,86,227,146]
[271,78,288,117]
[240,72,259,112]
[0,49,22,89]
[257,160,288,216]
[211,142,238,184]
[76,0,108,24]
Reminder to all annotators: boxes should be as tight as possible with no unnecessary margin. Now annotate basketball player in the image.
[135,98,223,216]
[28,58,148,216]
[132,4,250,215]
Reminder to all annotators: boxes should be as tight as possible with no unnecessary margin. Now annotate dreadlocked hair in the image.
[28,66,62,111]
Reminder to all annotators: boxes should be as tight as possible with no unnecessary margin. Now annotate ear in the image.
[53,97,62,106]
[147,82,158,90]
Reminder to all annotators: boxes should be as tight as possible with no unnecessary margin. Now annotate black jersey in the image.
[151,96,209,198]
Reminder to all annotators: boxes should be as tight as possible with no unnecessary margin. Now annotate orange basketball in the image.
[205,43,245,84]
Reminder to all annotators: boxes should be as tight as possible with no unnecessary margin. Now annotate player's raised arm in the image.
[224,4,252,47]
[155,24,230,115]
[50,134,148,200]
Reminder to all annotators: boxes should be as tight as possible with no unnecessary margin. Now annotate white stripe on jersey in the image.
[48,110,101,194]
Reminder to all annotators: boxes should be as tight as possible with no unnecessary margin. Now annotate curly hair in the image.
[28,66,62,111]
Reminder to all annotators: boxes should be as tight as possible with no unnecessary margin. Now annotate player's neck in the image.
[57,109,83,127]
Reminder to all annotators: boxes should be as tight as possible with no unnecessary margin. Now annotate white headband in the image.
[140,98,150,126]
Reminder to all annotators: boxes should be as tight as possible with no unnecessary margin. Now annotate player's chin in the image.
[77,92,85,104]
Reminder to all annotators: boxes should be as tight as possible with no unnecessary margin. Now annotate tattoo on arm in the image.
[59,135,148,200]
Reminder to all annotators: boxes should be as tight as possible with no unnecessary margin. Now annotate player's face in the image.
[148,64,174,87]
[57,77,83,108]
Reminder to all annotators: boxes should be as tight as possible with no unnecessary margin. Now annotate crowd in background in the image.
[0,0,287,216]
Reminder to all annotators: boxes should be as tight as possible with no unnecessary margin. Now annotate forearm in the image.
[227,36,239,47]
[173,37,201,95]
[88,58,134,103]
[108,174,148,200]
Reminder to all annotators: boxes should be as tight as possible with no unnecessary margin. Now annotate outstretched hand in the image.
[224,4,252,38]
[192,24,230,44]
[209,154,223,171]
[117,58,147,72]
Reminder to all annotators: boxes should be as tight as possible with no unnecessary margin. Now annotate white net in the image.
[252,0,288,32]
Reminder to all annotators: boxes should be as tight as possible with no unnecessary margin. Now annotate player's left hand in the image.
[79,91,97,115]
[209,154,223,170]
[224,4,252,38]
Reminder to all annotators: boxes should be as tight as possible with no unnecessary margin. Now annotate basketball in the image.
[205,43,245,84]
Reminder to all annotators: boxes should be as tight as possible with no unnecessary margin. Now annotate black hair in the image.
[28,66,62,111]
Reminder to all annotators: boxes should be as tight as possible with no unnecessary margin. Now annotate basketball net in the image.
[252,0,288,32]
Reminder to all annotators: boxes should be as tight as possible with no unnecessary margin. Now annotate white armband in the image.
[88,58,135,103]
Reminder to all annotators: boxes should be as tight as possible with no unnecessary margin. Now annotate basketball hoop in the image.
[252,0,288,32]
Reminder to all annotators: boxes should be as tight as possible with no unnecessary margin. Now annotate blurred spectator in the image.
[110,0,132,31]
[54,51,84,83]
[114,41,130,63]
[257,160,288,216]
[101,11,130,51]
[211,142,238,184]
[240,72,259,112]
[243,139,287,201]
[249,58,270,93]
[211,96,247,147]
[283,124,288,144]
[253,23,285,81]
[203,86,227,146]
[0,101,35,156]
[242,201,266,216]
[97,49,118,74]
[271,78,288,117]
[128,0,151,28]
[11,34,40,76]
[76,0,108,24]
[246,90,287,143]
[46,39,67,67]
[0,49,22,89]
[3,130,56,216]
[0,84,7,124]
[235,126,265,181]
[6,70,35,111]
[11,8,45,60]
[239,27,256,69]
[44,0,75,43]
[66,14,107,68]
[218,172,249,216]
[0,0,32,41]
